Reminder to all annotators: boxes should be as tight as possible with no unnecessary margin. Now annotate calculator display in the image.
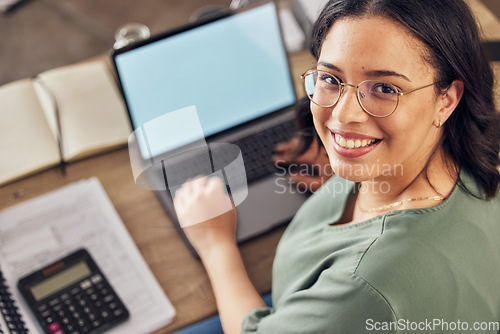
[31,261,91,301]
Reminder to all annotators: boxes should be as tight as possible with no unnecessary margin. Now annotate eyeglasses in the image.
[301,69,438,117]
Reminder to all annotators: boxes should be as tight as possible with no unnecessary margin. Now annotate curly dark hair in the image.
[297,0,499,199]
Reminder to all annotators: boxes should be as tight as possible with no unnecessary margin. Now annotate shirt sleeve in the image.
[242,273,398,334]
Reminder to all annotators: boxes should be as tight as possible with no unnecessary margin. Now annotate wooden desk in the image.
[0,50,315,333]
[1,1,498,331]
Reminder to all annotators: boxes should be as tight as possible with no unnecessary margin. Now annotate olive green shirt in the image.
[243,170,500,333]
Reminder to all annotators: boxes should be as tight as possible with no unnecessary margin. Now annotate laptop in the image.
[111,1,308,253]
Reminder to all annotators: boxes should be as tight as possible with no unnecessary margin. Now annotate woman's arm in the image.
[200,242,266,334]
[174,177,266,334]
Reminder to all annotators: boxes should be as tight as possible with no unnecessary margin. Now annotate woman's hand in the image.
[173,176,237,255]
[174,177,266,334]
[273,137,333,192]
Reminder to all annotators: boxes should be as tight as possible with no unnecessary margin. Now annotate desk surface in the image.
[0,50,316,333]
[2,1,500,332]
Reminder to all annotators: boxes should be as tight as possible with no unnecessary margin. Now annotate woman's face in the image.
[313,16,444,182]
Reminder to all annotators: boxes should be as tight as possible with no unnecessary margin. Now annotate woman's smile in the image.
[330,130,381,158]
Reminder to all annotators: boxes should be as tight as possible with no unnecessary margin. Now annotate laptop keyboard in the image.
[161,119,296,188]
[233,119,296,182]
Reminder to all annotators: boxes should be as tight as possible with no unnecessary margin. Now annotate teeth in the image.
[335,134,377,149]
[338,136,347,147]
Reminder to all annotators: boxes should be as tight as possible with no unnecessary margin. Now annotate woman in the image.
[174,0,500,332]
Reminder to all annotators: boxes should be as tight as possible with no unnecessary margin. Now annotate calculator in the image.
[17,249,129,334]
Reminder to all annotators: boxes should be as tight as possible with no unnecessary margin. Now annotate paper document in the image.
[0,178,175,333]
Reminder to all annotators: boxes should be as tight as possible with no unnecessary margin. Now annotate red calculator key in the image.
[48,321,64,333]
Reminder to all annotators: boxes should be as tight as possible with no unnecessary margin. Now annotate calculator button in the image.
[47,321,64,334]
[79,280,92,290]
[49,298,60,306]
[41,309,51,318]
[48,322,60,331]
[113,309,124,317]
[103,295,113,303]
[90,274,102,284]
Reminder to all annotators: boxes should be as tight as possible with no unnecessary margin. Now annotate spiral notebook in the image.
[0,269,27,334]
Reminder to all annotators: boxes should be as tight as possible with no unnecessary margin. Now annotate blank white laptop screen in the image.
[114,2,296,157]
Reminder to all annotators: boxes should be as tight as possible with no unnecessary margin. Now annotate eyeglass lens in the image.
[303,70,400,117]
